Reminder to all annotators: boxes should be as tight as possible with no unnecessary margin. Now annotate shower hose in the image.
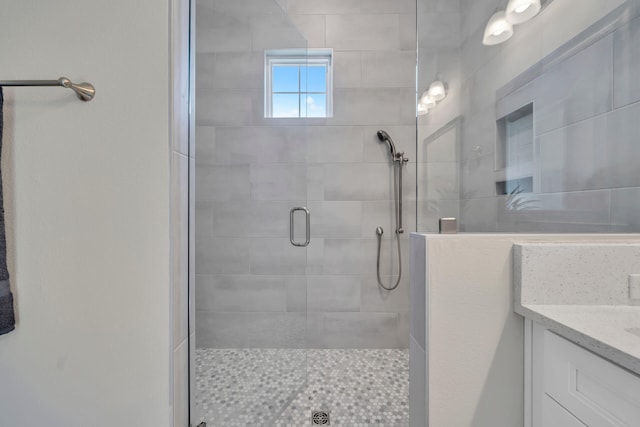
[376,157,403,291]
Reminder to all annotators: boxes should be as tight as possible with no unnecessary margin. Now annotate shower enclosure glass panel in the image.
[416,0,640,234]
[193,0,416,425]
[193,1,310,425]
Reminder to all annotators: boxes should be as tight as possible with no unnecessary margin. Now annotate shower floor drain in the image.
[311,410,330,425]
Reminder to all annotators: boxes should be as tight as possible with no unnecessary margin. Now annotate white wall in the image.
[0,1,174,426]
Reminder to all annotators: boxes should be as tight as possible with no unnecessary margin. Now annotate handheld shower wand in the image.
[377,130,398,159]
[375,130,409,291]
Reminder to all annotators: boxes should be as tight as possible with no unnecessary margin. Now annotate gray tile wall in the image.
[195,0,416,349]
[417,0,640,233]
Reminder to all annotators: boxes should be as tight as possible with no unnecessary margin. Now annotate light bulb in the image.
[428,81,446,102]
[492,24,507,36]
[483,11,513,46]
[505,0,541,25]
[420,92,436,109]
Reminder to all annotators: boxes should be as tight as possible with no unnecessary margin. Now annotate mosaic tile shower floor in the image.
[195,348,409,427]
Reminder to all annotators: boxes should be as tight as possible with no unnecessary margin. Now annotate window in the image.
[265,49,333,118]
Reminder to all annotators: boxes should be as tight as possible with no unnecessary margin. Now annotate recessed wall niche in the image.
[495,103,534,195]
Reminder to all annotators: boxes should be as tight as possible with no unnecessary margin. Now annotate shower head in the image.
[377,130,397,158]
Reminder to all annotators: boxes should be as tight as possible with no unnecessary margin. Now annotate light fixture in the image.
[505,0,541,25]
[417,103,429,116]
[482,11,514,46]
[428,81,446,102]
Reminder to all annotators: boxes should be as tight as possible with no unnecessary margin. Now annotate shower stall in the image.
[193,0,415,425]
[191,0,640,425]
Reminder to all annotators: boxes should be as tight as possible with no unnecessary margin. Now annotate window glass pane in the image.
[301,93,326,118]
[303,65,327,92]
[273,94,300,118]
[272,65,299,93]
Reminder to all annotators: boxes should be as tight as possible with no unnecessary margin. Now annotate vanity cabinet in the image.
[526,322,640,427]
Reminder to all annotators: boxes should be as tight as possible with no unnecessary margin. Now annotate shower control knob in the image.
[376,226,384,236]
[397,228,404,234]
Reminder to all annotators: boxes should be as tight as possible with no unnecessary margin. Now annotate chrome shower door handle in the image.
[289,207,310,247]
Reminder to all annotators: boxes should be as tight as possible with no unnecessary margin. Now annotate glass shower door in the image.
[192,0,310,425]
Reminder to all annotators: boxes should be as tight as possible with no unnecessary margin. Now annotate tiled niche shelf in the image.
[495,103,534,195]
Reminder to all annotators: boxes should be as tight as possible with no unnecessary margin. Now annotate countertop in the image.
[516,304,640,375]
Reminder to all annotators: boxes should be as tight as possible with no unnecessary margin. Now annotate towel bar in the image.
[0,77,95,102]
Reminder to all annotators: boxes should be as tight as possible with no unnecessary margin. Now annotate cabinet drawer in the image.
[543,330,640,427]
[542,394,586,427]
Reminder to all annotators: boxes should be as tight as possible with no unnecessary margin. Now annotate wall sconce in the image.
[418,80,447,116]
[483,0,542,46]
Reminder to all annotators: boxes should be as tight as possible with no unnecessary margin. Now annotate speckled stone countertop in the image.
[514,242,640,376]
[515,304,640,375]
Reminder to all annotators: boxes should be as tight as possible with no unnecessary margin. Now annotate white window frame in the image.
[264,48,333,118]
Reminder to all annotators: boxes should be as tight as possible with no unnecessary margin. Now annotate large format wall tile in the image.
[250,164,308,201]
[605,102,640,188]
[196,237,252,275]
[307,276,361,312]
[535,34,614,135]
[289,14,326,48]
[251,238,308,275]
[363,0,415,14]
[417,12,460,54]
[496,189,612,230]
[307,201,362,238]
[250,14,307,51]
[323,163,393,201]
[361,51,417,88]
[196,52,263,90]
[611,187,640,231]
[328,88,412,126]
[196,165,251,202]
[196,275,288,312]
[196,24,252,54]
[537,113,609,193]
[614,15,640,108]
[196,311,307,348]
[305,126,363,163]
[214,127,307,165]
[196,89,253,126]
[538,102,640,193]
[195,126,216,166]
[213,200,295,237]
[326,15,400,51]
[286,0,360,15]
[333,52,362,88]
[361,276,410,312]
[306,312,404,348]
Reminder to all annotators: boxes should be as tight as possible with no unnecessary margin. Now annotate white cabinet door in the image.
[543,330,640,427]
[542,394,586,427]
